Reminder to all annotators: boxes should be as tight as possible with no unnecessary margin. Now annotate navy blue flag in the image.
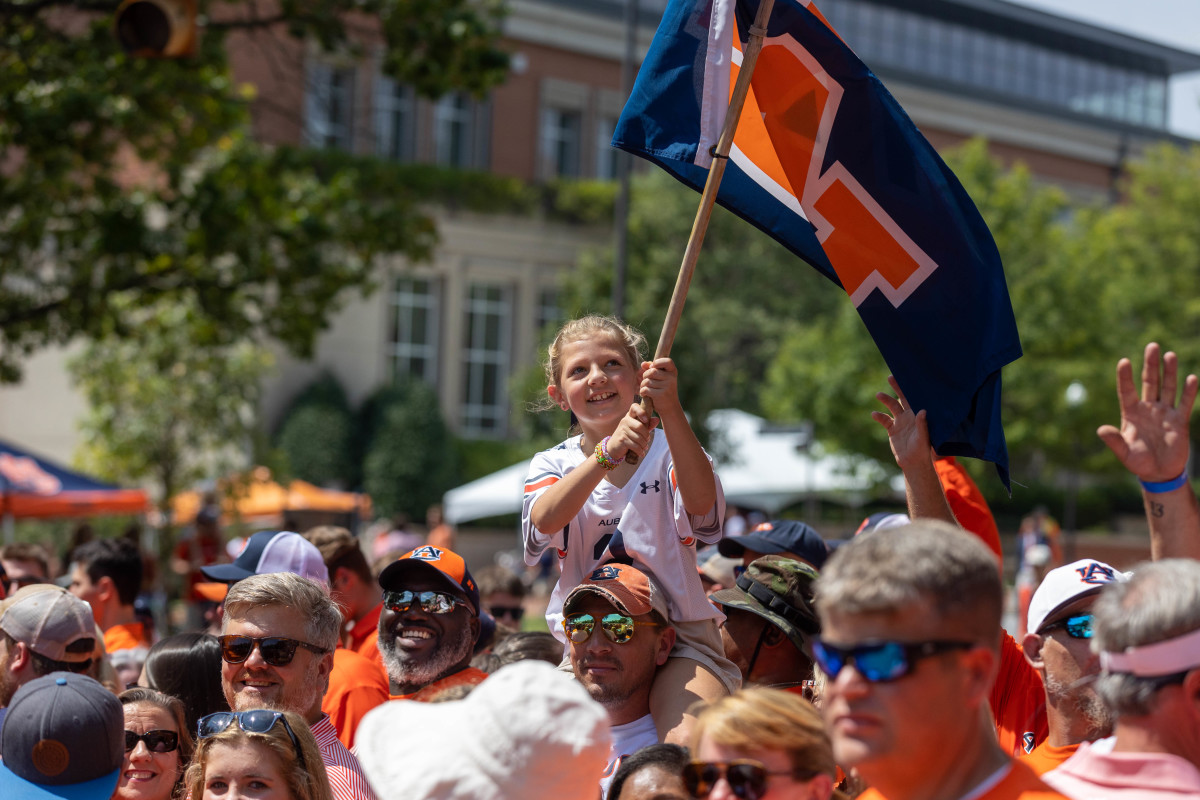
[613,0,1021,487]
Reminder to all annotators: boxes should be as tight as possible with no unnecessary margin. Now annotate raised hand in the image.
[1097,342,1198,482]
[873,374,933,472]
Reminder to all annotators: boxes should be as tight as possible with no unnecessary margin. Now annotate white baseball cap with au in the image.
[1027,558,1127,635]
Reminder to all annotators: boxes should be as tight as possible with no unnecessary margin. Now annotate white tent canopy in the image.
[443,409,896,524]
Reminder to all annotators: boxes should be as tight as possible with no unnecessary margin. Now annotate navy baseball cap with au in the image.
[0,672,124,800]
[718,519,830,570]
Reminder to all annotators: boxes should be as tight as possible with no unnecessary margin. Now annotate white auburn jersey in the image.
[522,431,726,643]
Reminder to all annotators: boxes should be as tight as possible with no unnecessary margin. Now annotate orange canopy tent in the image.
[171,468,371,527]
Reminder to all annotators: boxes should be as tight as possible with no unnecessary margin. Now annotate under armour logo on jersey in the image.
[408,545,443,561]
[1021,732,1036,754]
[640,480,661,494]
[590,565,622,581]
[1075,562,1117,585]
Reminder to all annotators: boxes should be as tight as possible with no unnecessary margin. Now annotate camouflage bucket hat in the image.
[710,555,821,658]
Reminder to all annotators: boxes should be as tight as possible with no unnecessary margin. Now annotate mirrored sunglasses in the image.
[125,729,179,753]
[682,760,811,800]
[812,638,975,683]
[563,612,658,645]
[198,710,305,772]
[217,635,327,667]
[383,590,468,615]
[1040,613,1093,639]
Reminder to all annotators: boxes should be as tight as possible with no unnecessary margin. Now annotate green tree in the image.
[360,379,458,519]
[274,372,357,489]
[68,300,274,527]
[0,0,508,382]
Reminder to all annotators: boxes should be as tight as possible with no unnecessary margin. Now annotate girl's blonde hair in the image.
[543,315,647,390]
[184,711,332,800]
[690,687,838,784]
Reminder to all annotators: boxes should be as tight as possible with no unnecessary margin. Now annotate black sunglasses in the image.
[813,638,975,683]
[198,710,305,772]
[488,605,525,622]
[217,635,328,667]
[682,760,813,800]
[1040,613,1093,639]
[383,590,469,615]
[125,729,180,753]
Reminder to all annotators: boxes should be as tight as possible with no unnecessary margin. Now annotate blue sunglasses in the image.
[1040,613,1093,639]
[813,638,976,682]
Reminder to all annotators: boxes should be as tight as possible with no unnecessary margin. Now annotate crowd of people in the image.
[0,316,1198,800]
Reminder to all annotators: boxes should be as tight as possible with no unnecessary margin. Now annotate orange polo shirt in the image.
[935,456,1003,569]
[104,621,151,654]
[1020,741,1080,776]
[322,648,388,750]
[346,602,382,665]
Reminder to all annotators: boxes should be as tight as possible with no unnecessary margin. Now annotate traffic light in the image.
[114,0,198,58]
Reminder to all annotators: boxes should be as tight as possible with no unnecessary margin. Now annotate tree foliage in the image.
[360,379,458,519]
[0,0,508,382]
[68,300,274,520]
[274,372,357,489]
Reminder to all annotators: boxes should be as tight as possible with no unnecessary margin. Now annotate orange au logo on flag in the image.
[613,0,1021,486]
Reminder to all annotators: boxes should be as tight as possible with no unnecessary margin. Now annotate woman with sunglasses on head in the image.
[117,687,194,800]
[186,709,332,800]
[687,687,846,800]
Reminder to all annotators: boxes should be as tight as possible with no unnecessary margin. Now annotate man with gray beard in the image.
[1020,559,1126,775]
[376,546,485,700]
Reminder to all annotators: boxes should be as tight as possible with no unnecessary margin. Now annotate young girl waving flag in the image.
[522,315,739,742]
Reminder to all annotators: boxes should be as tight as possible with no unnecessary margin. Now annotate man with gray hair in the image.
[815,520,1068,800]
[1043,558,1200,798]
[221,572,375,800]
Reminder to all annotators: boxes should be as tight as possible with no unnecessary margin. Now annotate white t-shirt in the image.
[523,432,726,642]
[599,714,660,800]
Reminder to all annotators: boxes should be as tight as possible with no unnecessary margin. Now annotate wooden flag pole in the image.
[628,0,776,463]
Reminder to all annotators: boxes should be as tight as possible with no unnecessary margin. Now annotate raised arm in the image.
[873,375,958,526]
[639,357,717,516]
[1096,342,1200,560]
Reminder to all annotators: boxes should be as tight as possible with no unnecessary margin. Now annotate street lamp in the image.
[1063,380,1088,561]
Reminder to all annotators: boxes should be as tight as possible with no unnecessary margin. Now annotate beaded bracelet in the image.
[1140,470,1189,494]
[595,435,623,471]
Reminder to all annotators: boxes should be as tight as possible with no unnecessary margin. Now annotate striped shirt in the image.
[311,714,378,800]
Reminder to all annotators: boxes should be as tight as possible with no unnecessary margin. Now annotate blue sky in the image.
[1005,0,1200,139]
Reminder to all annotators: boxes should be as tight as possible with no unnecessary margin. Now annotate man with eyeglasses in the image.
[815,521,1069,800]
[563,562,676,799]
[221,571,376,800]
[376,545,485,701]
[1020,559,1126,775]
[0,584,96,737]
[0,543,50,595]
[1042,558,1200,798]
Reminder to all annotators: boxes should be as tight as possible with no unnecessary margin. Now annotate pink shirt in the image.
[311,714,378,800]
[1043,739,1200,799]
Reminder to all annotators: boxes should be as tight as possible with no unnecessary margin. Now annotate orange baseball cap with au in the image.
[564,563,670,620]
[378,546,480,613]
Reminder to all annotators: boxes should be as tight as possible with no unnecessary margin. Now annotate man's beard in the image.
[1044,673,1113,739]
[380,630,474,689]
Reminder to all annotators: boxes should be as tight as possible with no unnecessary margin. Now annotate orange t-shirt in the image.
[857,759,1070,800]
[991,631,1048,758]
[388,666,488,702]
[1020,741,1079,776]
[322,648,388,750]
[345,602,382,666]
[104,621,151,654]
[936,456,1003,569]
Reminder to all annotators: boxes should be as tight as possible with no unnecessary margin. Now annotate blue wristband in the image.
[1140,471,1189,494]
